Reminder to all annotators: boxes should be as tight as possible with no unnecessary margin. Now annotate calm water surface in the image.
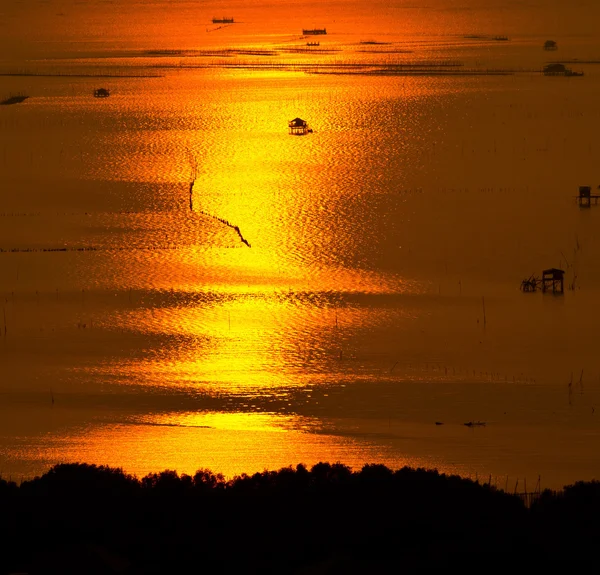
[1,0,600,488]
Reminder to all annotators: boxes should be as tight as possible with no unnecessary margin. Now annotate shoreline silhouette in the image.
[1,461,597,573]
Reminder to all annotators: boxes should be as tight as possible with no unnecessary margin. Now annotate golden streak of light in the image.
[19,411,434,480]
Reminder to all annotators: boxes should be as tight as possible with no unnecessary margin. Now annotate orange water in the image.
[1,0,600,488]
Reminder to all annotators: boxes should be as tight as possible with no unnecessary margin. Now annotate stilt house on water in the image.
[544,40,558,50]
[577,185,600,207]
[288,117,312,135]
[542,268,565,294]
[521,268,566,293]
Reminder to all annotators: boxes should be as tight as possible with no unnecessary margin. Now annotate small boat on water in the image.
[306,41,320,47]
[464,421,486,427]
[303,28,327,35]
[213,17,234,24]
[543,63,583,77]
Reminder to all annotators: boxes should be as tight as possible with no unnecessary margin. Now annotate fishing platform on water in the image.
[577,185,600,207]
[520,268,565,294]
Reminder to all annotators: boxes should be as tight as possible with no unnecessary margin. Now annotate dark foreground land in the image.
[1,462,599,574]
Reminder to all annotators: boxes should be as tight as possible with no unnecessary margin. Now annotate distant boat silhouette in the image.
[213,17,234,24]
[303,28,327,35]
[543,63,583,77]
[464,421,486,427]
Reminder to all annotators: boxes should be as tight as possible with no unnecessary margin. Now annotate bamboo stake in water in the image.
[482,296,487,326]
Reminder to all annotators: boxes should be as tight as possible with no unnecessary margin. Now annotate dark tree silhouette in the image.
[0,462,598,573]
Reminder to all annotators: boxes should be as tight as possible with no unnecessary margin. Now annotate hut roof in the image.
[289,117,307,127]
[542,268,565,276]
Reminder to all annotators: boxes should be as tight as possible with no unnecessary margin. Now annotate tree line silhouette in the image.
[0,462,598,573]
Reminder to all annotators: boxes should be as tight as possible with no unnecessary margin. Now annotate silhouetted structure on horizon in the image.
[544,40,558,50]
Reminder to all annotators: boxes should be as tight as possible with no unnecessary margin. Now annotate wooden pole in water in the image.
[482,296,487,326]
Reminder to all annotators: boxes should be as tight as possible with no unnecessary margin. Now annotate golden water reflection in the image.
[21,411,436,480]
[106,289,421,392]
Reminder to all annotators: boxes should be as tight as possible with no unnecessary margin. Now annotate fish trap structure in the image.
[520,275,541,292]
[520,268,565,294]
